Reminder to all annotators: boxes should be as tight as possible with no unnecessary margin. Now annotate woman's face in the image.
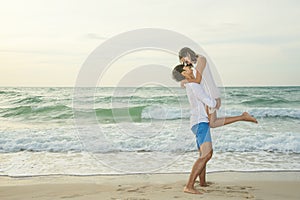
[181,56,192,65]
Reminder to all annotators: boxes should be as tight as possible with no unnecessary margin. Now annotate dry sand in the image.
[0,172,299,200]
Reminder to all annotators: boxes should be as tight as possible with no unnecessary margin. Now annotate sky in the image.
[0,0,299,87]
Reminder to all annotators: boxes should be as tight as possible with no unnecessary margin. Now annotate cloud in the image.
[203,34,300,45]
[85,33,108,40]
[0,48,83,56]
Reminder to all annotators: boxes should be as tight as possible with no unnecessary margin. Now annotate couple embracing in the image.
[172,47,258,194]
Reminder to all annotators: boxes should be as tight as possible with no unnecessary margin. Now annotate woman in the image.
[178,47,257,128]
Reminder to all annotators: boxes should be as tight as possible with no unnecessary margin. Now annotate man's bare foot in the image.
[242,112,258,123]
[183,186,202,194]
[200,181,213,187]
[200,183,209,187]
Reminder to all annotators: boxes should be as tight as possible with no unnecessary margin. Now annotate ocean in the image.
[0,86,299,176]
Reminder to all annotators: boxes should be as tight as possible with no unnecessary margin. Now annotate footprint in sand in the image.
[111,196,149,200]
[126,186,149,194]
[205,184,255,199]
[116,185,147,193]
[162,185,173,190]
[61,194,83,199]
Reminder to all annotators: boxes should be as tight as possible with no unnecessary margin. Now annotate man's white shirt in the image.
[185,82,216,128]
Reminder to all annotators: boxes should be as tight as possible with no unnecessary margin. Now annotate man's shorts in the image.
[191,122,212,149]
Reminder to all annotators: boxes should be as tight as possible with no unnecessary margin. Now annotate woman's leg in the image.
[208,110,257,128]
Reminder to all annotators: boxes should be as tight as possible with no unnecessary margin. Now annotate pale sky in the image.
[0,0,299,87]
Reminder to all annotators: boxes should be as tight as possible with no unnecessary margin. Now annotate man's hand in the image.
[180,79,188,88]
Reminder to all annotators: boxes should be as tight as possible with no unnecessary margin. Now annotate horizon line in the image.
[0,85,299,88]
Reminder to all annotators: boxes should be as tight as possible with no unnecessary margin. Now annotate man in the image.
[173,64,219,194]
[173,64,258,194]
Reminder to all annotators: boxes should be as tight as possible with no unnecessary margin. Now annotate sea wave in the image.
[13,96,43,104]
[0,127,299,154]
[223,107,300,119]
[240,97,295,106]
[1,104,300,122]
[0,105,73,120]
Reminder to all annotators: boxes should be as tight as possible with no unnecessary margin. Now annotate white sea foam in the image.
[141,106,300,120]
[0,87,299,176]
[0,151,299,177]
[0,120,299,154]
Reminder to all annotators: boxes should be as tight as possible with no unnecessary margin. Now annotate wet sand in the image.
[0,171,299,200]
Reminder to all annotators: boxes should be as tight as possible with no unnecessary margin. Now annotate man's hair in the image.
[172,64,185,82]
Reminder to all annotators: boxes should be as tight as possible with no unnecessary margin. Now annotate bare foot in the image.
[200,181,213,187]
[200,183,209,187]
[183,186,202,194]
[242,112,258,123]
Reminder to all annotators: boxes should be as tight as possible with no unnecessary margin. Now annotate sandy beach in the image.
[0,171,299,200]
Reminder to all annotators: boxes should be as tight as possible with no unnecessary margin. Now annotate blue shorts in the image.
[191,122,212,149]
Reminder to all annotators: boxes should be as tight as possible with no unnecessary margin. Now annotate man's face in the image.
[181,66,193,78]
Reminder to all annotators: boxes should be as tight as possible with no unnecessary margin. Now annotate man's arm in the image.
[188,83,216,108]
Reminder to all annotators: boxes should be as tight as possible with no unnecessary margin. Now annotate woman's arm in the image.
[186,55,207,84]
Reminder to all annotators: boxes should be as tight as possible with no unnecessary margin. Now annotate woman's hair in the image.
[178,47,198,63]
[172,64,185,82]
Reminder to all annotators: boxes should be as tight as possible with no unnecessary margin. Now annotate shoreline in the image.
[0,171,299,200]
[1,169,300,178]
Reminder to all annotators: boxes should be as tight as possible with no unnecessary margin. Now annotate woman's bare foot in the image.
[242,112,258,123]
[183,186,202,194]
